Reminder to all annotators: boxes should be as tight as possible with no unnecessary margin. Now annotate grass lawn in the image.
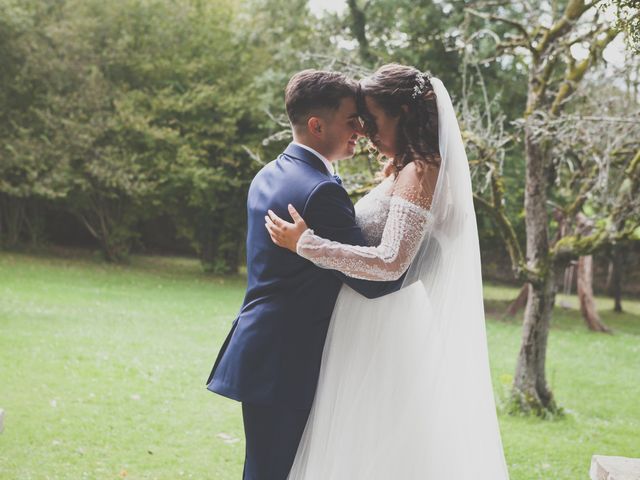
[1,249,639,479]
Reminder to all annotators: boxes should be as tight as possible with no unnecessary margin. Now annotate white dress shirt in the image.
[291,142,335,175]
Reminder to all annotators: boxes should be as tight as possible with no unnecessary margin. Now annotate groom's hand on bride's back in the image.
[265,204,308,253]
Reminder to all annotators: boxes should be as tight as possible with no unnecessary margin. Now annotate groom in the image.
[206,70,405,479]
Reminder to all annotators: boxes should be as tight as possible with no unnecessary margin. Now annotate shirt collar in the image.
[291,141,334,175]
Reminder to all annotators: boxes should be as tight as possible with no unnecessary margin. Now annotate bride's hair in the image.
[358,63,441,175]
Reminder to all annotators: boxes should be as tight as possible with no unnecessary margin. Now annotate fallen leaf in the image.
[216,432,240,444]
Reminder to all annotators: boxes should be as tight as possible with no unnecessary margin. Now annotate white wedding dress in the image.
[287,78,510,479]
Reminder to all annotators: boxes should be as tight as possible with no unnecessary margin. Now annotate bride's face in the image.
[363,96,401,158]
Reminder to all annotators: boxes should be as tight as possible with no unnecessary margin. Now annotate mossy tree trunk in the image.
[511,111,559,414]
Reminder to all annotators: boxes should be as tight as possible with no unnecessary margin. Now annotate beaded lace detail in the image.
[353,176,394,246]
[296,163,437,281]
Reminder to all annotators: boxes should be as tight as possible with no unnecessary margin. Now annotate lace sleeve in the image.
[296,162,437,281]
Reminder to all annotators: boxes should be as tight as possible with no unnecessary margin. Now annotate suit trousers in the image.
[241,402,311,480]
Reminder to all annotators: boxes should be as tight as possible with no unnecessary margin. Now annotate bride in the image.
[266,64,510,479]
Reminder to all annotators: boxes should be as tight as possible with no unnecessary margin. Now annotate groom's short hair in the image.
[285,70,357,128]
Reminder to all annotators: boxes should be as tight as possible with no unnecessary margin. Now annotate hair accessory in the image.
[411,72,428,99]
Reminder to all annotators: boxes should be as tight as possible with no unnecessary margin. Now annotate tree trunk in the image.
[199,216,217,273]
[512,276,558,415]
[558,263,576,308]
[577,255,612,332]
[23,199,47,246]
[346,0,375,66]
[510,107,558,415]
[0,195,26,247]
[504,283,528,317]
[75,200,131,263]
[608,248,624,313]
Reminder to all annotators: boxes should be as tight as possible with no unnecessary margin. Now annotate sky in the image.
[308,0,346,15]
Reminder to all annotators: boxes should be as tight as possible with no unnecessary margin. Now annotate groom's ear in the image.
[308,117,323,138]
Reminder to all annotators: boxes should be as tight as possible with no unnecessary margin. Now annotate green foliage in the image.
[323,0,529,249]
[602,0,640,52]
[0,0,276,268]
[0,0,360,268]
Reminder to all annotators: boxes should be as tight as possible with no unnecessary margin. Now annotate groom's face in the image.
[321,96,362,161]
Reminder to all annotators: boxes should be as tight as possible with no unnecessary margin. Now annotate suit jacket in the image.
[206,143,405,409]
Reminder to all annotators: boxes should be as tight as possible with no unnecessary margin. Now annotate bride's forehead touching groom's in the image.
[285,69,362,162]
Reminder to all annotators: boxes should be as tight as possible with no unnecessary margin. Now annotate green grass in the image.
[483,285,640,479]
[1,250,639,479]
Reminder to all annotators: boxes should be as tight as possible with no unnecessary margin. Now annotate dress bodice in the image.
[354,176,394,246]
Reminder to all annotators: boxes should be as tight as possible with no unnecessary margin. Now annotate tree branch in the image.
[465,7,534,48]
[550,26,619,115]
[551,223,637,265]
[536,0,598,56]
[474,193,542,284]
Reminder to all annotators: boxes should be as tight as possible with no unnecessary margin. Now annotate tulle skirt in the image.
[287,280,509,479]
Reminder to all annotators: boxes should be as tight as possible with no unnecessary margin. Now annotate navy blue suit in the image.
[206,143,404,479]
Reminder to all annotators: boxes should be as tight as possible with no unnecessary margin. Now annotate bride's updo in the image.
[358,63,440,175]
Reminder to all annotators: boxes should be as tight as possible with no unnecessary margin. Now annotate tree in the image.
[0,0,275,268]
[0,0,73,247]
[339,0,468,96]
[463,0,639,414]
[603,0,640,53]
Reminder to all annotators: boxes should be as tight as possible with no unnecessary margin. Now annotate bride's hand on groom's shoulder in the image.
[265,204,308,253]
